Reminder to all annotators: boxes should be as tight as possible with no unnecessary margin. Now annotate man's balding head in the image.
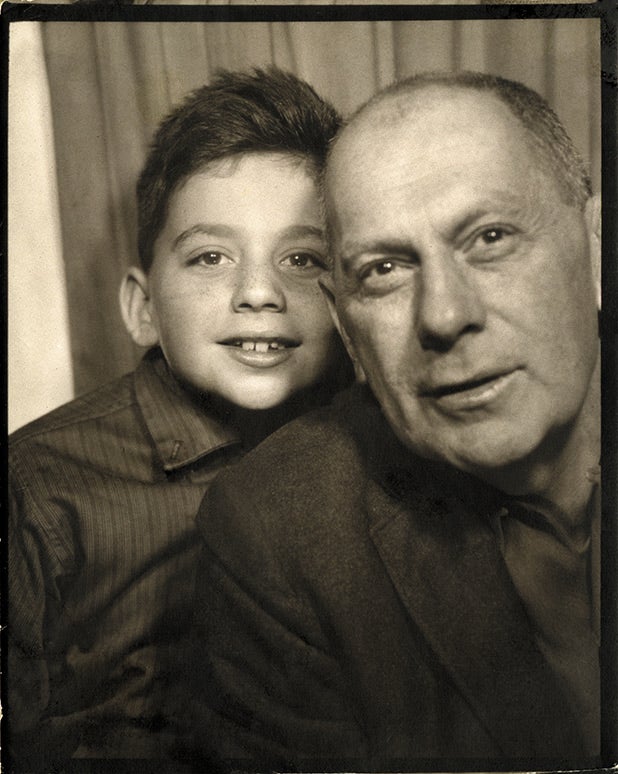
[329,72,592,212]
[322,73,600,496]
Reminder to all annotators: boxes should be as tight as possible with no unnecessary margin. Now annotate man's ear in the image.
[319,273,367,384]
[584,194,601,310]
[119,267,160,348]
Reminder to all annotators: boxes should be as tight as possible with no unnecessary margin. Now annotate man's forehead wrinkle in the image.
[336,186,538,266]
[379,85,573,208]
[346,105,548,204]
[326,85,569,269]
[336,90,521,168]
[359,84,508,133]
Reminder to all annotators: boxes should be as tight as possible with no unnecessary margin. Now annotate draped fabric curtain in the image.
[8,24,74,432]
[8,19,600,429]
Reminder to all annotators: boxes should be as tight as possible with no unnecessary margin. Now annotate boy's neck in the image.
[229,403,297,450]
[207,381,336,452]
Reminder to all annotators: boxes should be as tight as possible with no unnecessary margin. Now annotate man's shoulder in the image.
[225,386,380,490]
[201,386,396,544]
[203,383,499,544]
[200,388,387,585]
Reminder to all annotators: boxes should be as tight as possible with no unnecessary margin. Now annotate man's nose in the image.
[231,262,286,313]
[416,253,486,350]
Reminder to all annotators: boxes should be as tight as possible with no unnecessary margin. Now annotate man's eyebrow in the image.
[445,193,532,235]
[448,209,491,238]
[338,199,527,266]
[339,238,418,267]
[172,224,237,250]
[445,202,521,238]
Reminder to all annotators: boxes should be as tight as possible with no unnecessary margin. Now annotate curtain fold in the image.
[8,23,74,432]
[11,19,600,425]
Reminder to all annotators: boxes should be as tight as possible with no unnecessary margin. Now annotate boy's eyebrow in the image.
[278,224,325,242]
[172,224,237,250]
[172,223,325,251]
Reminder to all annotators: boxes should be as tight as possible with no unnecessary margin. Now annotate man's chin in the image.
[399,421,544,479]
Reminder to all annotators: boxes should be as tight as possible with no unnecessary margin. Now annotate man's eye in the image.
[189,251,232,267]
[480,228,506,244]
[358,258,415,293]
[470,226,517,252]
[465,225,518,263]
[371,260,396,275]
[280,252,325,270]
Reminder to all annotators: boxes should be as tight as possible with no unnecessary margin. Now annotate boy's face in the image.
[143,153,339,409]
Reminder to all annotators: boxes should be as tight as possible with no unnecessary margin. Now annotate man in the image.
[188,72,602,771]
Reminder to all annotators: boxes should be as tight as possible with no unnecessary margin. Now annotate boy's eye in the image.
[188,251,233,267]
[280,252,326,271]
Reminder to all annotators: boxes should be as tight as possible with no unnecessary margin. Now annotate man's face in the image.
[145,153,339,410]
[326,88,600,477]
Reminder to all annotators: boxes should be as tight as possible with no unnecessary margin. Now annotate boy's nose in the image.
[231,264,286,313]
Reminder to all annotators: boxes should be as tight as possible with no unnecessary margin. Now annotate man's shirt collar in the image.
[134,349,241,472]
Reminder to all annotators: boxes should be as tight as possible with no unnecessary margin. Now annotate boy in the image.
[8,68,347,768]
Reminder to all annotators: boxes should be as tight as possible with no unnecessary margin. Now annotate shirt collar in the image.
[134,349,241,472]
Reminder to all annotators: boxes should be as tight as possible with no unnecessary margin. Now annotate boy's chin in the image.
[222,387,299,412]
[213,376,328,413]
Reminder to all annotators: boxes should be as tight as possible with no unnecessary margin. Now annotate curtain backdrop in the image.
[9,19,600,429]
[8,24,74,433]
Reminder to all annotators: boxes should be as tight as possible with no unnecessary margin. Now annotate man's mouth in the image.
[219,337,300,352]
[418,368,521,408]
[424,372,510,398]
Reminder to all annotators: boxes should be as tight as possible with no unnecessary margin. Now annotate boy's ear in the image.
[585,194,601,310]
[319,273,367,384]
[119,267,160,348]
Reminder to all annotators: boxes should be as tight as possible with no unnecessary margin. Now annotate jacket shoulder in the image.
[222,396,366,498]
[200,392,377,546]
[198,392,384,623]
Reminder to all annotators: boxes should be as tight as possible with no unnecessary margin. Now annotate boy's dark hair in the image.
[137,68,341,270]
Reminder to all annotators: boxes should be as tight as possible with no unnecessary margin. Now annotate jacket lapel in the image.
[365,464,585,759]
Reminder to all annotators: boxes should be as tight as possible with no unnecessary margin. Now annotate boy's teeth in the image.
[237,340,285,352]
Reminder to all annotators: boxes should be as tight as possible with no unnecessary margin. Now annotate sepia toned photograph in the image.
[0,0,601,6]
[5,10,615,774]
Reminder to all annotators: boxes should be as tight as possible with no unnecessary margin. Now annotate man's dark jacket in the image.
[189,386,591,772]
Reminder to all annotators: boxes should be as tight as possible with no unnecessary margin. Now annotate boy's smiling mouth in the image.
[218,336,300,369]
[219,337,300,352]
[217,337,303,366]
